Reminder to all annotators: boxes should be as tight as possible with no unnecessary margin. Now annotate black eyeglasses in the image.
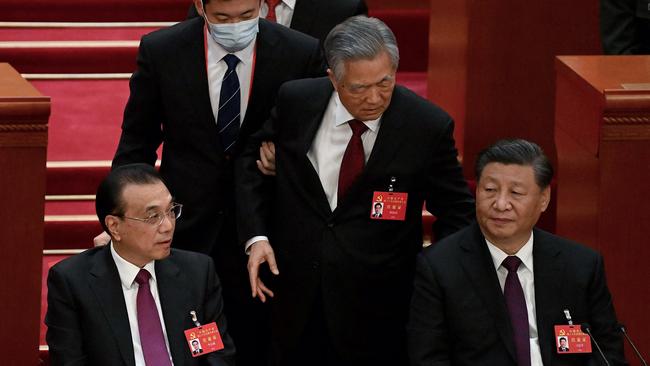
[114,203,183,227]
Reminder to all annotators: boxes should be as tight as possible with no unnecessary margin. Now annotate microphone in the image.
[619,323,648,366]
[581,323,610,366]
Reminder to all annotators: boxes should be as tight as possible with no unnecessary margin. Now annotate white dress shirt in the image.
[245,92,382,252]
[206,27,255,126]
[260,0,296,27]
[307,92,381,210]
[486,232,544,366]
[110,243,174,366]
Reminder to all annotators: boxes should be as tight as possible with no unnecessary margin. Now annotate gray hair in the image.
[324,15,400,81]
[475,139,554,189]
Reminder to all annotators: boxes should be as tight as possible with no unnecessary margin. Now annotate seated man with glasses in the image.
[45,163,235,366]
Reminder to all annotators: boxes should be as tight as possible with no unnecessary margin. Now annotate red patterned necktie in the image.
[265,0,281,22]
[502,256,531,366]
[135,269,172,366]
[338,119,368,202]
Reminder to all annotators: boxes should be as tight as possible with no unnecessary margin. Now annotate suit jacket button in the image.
[327,223,334,228]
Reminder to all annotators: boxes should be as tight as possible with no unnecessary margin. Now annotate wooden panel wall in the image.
[0,63,50,364]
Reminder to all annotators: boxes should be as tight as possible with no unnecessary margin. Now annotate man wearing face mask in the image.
[112,0,325,365]
[188,0,369,42]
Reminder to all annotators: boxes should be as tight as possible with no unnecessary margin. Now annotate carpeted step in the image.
[44,198,99,250]
[0,0,188,22]
[1,41,139,74]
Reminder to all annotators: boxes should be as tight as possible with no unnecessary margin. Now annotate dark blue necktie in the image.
[217,54,240,153]
[502,256,531,366]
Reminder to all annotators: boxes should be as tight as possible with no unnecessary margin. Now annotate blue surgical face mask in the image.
[204,15,259,53]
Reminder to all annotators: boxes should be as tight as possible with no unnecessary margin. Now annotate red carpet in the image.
[0,0,188,22]
[0,26,163,41]
[32,79,128,161]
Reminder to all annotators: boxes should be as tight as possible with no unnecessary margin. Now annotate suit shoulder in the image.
[49,246,106,275]
[393,85,453,128]
[278,77,331,100]
[167,248,213,267]
[259,19,319,51]
[421,225,472,264]
[534,228,602,263]
[140,18,202,48]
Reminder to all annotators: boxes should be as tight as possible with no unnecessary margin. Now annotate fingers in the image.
[93,231,110,247]
[266,250,280,275]
[256,279,274,303]
[248,257,260,298]
[256,160,276,176]
[256,141,277,176]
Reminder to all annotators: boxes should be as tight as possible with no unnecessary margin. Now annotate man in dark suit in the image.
[236,16,475,365]
[601,0,650,54]
[188,0,368,42]
[110,0,324,364]
[407,139,627,366]
[46,164,235,366]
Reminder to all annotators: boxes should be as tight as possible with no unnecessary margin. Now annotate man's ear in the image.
[105,215,122,242]
[193,0,205,17]
[540,186,551,212]
[327,69,339,92]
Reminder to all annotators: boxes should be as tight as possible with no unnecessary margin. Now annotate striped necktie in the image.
[217,54,240,153]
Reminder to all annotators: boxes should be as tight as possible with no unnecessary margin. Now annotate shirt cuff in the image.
[244,236,269,255]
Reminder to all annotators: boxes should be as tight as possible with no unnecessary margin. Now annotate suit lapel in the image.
[333,86,409,213]
[532,229,565,365]
[240,19,278,139]
[88,248,136,366]
[156,257,194,365]
[178,18,223,151]
[459,224,518,363]
[292,79,334,218]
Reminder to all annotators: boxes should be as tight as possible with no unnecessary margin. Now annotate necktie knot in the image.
[222,54,239,71]
[348,119,368,137]
[502,256,522,273]
[135,269,151,286]
[266,0,282,21]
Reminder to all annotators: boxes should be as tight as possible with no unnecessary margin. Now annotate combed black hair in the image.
[95,164,164,233]
[475,139,553,188]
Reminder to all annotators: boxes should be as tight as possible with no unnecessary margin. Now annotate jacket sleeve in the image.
[113,36,164,168]
[203,258,236,366]
[233,89,282,246]
[407,253,452,366]
[45,267,89,366]
[423,118,475,241]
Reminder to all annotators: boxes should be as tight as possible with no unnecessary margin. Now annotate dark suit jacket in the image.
[45,247,235,366]
[113,17,324,258]
[601,0,650,54]
[235,77,475,364]
[187,0,368,42]
[407,223,627,366]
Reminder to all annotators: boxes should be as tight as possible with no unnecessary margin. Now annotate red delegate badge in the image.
[370,191,408,221]
[184,322,224,357]
[554,325,592,354]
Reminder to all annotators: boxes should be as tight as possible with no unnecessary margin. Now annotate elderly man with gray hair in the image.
[235,15,475,365]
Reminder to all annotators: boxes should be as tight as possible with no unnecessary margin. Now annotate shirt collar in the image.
[280,0,296,10]
[485,231,534,272]
[110,242,157,289]
[208,30,256,66]
[332,92,381,132]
